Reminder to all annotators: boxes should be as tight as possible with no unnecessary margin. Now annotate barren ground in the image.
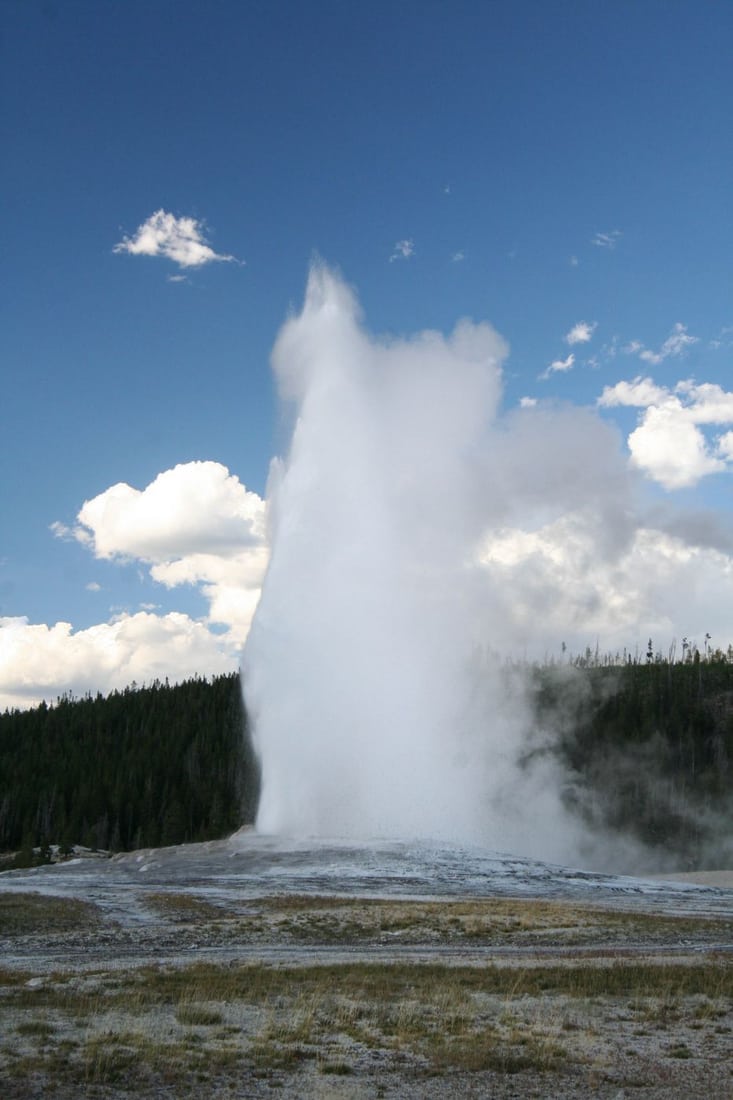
[1,841,731,1098]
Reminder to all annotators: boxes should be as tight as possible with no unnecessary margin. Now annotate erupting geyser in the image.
[242,264,574,854]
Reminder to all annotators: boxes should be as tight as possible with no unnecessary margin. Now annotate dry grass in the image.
[236,894,733,948]
[0,892,104,936]
[2,892,731,1094]
[2,956,730,1091]
[143,891,234,923]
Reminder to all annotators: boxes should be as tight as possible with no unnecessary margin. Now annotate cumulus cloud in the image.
[0,612,239,712]
[565,321,597,345]
[718,431,733,461]
[1,462,270,709]
[539,352,574,380]
[389,239,414,262]
[480,521,733,657]
[627,409,724,489]
[113,209,236,268]
[53,461,268,642]
[599,376,733,489]
[598,376,669,407]
[68,461,264,561]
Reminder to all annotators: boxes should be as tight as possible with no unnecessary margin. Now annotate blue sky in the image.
[2,0,732,708]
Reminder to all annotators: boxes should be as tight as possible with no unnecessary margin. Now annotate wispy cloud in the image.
[709,325,733,351]
[389,239,414,263]
[565,321,597,346]
[591,230,621,249]
[451,250,465,263]
[639,323,698,365]
[539,352,575,380]
[114,209,237,269]
[623,323,699,366]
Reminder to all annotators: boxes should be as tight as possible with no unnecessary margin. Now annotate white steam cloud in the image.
[242,265,603,859]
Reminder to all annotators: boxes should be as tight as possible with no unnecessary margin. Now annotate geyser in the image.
[242,264,577,856]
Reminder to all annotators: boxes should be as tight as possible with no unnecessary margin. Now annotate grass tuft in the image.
[175,1003,224,1026]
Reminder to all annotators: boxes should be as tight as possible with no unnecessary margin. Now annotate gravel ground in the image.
[1,837,731,1098]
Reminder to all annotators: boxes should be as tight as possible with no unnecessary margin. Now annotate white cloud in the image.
[569,255,579,267]
[591,230,621,249]
[674,380,733,423]
[539,352,574,380]
[519,396,537,408]
[479,520,733,656]
[638,322,699,365]
[598,376,669,407]
[69,461,264,561]
[53,461,268,641]
[2,462,270,709]
[565,321,597,345]
[389,239,414,262]
[0,612,239,712]
[599,377,733,489]
[451,250,465,263]
[620,324,698,367]
[85,582,101,592]
[627,408,724,489]
[718,431,733,461]
[114,209,236,269]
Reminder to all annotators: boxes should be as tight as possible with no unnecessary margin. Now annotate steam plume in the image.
[242,264,581,858]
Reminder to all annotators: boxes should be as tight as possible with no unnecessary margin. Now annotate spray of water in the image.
[242,264,584,859]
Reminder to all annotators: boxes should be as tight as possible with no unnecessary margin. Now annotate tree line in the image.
[526,644,733,868]
[1,649,731,870]
[0,673,259,862]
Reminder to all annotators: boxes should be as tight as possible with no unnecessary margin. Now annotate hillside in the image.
[0,673,259,860]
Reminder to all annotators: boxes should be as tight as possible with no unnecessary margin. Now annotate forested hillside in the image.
[1,652,731,870]
[0,673,259,859]
[527,646,733,869]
